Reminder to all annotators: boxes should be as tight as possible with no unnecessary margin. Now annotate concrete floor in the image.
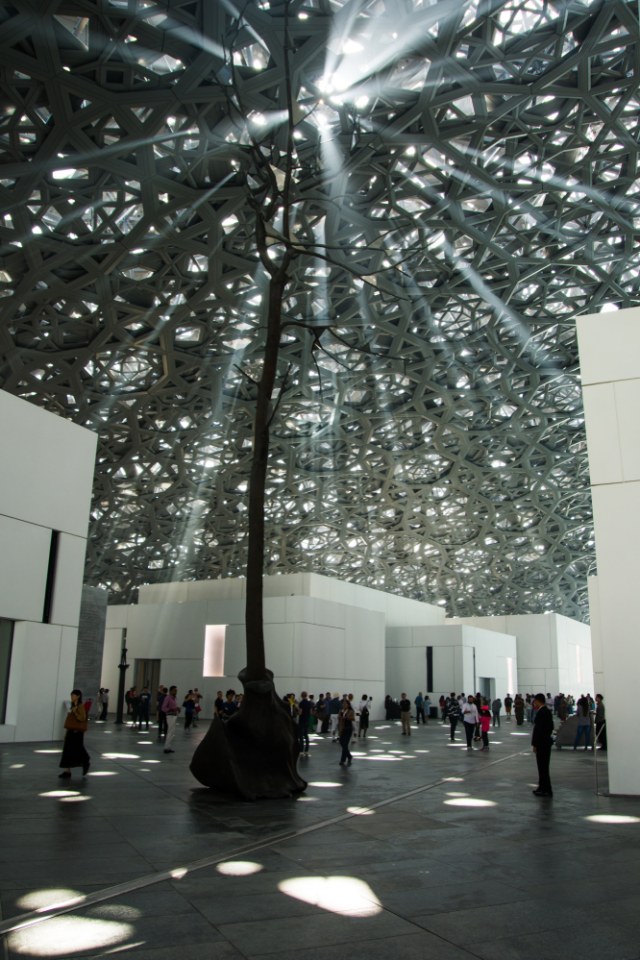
[0,715,638,960]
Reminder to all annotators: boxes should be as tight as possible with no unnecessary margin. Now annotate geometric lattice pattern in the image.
[1,1,639,622]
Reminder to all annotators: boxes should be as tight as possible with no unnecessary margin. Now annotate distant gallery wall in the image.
[450,613,593,698]
[0,391,97,743]
[103,573,446,718]
[386,623,517,705]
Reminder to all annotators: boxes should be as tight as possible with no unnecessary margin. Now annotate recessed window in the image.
[203,625,226,677]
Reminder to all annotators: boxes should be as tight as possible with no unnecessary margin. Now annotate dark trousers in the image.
[100,704,108,721]
[416,706,425,724]
[298,722,309,752]
[464,722,475,747]
[492,711,500,727]
[339,731,352,764]
[535,746,552,792]
[158,710,167,737]
[449,718,458,741]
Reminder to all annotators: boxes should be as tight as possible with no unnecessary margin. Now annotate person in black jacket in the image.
[531,692,554,797]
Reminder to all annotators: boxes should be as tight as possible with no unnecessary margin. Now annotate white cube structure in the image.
[577,307,640,795]
[0,391,97,742]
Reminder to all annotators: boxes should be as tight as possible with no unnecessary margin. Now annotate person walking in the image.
[357,694,371,738]
[59,689,90,778]
[157,686,168,739]
[491,697,502,728]
[573,695,592,750]
[504,693,513,721]
[531,692,554,797]
[162,686,180,754]
[462,695,479,750]
[594,694,606,750]
[297,691,311,756]
[446,693,462,741]
[399,693,412,735]
[137,686,151,730]
[338,698,355,766]
[415,692,426,725]
[183,690,196,731]
[479,701,491,751]
[514,694,525,726]
[329,693,341,741]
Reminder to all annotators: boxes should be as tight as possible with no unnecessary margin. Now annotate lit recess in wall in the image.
[506,656,515,695]
[204,624,226,677]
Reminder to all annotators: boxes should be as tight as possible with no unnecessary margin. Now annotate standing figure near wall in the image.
[399,693,411,736]
[357,695,370,738]
[446,693,462,741]
[138,686,151,730]
[514,694,525,726]
[157,686,168,739]
[491,697,502,727]
[573,695,592,750]
[99,688,109,721]
[338,698,355,766]
[162,686,180,754]
[504,694,513,721]
[531,692,554,797]
[59,689,90,778]
[462,695,479,750]
[595,694,606,750]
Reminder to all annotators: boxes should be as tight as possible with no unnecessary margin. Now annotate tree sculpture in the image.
[190,0,428,797]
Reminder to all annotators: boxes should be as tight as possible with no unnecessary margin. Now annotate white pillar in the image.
[577,308,640,795]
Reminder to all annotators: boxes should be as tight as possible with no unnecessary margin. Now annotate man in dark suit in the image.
[531,692,554,797]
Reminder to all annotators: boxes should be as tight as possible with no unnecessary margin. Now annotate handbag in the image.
[64,711,88,733]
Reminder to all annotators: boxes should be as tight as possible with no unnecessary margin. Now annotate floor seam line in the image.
[0,748,528,939]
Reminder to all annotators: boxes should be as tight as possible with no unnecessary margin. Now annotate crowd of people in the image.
[69,683,605,776]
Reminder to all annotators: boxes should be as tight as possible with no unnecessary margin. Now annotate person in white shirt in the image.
[357,695,371,738]
[462,695,480,750]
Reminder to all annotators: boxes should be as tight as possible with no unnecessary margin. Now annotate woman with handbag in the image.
[59,689,90,778]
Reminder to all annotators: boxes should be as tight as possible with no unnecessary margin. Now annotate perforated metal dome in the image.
[2,0,638,621]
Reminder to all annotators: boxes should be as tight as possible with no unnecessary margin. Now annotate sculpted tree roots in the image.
[190,670,307,800]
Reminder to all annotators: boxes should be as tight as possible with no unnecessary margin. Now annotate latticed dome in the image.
[2,0,638,621]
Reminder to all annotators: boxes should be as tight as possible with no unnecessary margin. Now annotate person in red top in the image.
[479,701,492,751]
[161,686,180,754]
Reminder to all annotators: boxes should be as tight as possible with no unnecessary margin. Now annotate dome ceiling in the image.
[1,0,638,621]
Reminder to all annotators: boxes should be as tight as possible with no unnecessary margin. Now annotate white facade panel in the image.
[0,390,97,538]
[0,394,96,743]
[0,515,50,622]
[577,307,640,794]
[50,533,87,627]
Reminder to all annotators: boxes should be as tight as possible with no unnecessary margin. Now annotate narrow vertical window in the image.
[42,530,59,623]
[426,645,433,692]
[0,619,14,724]
[204,625,226,677]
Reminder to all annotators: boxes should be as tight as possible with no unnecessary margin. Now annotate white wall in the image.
[136,572,446,627]
[386,623,516,705]
[0,391,97,742]
[104,586,387,719]
[450,613,592,698]
[577,307,640,795]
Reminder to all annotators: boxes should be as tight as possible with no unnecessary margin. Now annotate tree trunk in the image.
[190,269,307,799]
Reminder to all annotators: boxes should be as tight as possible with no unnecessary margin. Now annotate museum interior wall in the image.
[450,613,593,698]
[386,623,517,705]
[0,391,97,742]
[578,307,640,795]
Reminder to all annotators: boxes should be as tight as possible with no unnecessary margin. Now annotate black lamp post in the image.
[115,639,129,725]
